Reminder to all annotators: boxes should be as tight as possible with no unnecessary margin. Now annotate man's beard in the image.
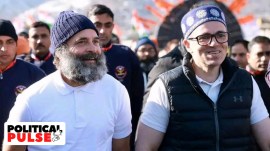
[58,51,108,85]
[140,58,157,75]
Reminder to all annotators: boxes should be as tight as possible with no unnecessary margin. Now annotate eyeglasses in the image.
[188,32,229,46]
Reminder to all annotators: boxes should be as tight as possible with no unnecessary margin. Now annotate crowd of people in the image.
[1,1,270,151]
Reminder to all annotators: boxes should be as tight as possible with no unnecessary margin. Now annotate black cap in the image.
[0,19,18,41]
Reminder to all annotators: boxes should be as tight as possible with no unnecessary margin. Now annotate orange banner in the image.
[153,0,175,13]
[238,15,254,24]
[229,0,246,14]
[145,5,164,21]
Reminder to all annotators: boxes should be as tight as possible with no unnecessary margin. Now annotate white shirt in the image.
[195,69,224,103]
[7,71,132,151]
[141,70,269,133]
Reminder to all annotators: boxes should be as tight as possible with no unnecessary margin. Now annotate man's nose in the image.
[99,27,105,34]
[235,55,241,60]
[208,36,219,47]
[0,45,7,52]
[144,51,149,56]
[261,55,268,61]
[37,38,42,44]
[86,43,101,54]
[0,47,5,52]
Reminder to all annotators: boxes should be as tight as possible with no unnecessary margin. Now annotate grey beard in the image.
[58,51,108,85]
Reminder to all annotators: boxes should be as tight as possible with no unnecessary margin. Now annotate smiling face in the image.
[183,21,228,70]
[55,29,107,86]
[66,29,102,63]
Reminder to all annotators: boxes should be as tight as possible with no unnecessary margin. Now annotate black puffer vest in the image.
[158,54,257,151]
[252,73,270,114]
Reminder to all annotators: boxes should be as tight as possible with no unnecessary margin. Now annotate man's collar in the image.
[31,51,51,61]
[196,69,223,86]
[246,65,265,76]
[101,41,113,52]
[53,71,99,95]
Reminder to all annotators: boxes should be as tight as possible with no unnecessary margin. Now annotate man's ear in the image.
[182,39,192,54]
[183,39,190,49]
[246,52,250,60]
[246,52,250,62]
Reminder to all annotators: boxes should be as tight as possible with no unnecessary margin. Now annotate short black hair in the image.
[231,39,249,51]
[88,4,114,20]
[18,31,29,39]
[29,21,50,33]
[248,36,270,52]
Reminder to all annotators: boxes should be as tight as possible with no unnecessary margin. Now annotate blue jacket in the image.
[0,59,46,146]
[104,43,144,146]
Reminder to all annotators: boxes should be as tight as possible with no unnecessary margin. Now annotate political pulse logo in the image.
[4,122,65,145]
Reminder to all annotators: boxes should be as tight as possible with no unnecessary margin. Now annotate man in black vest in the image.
[136,2,270,151]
